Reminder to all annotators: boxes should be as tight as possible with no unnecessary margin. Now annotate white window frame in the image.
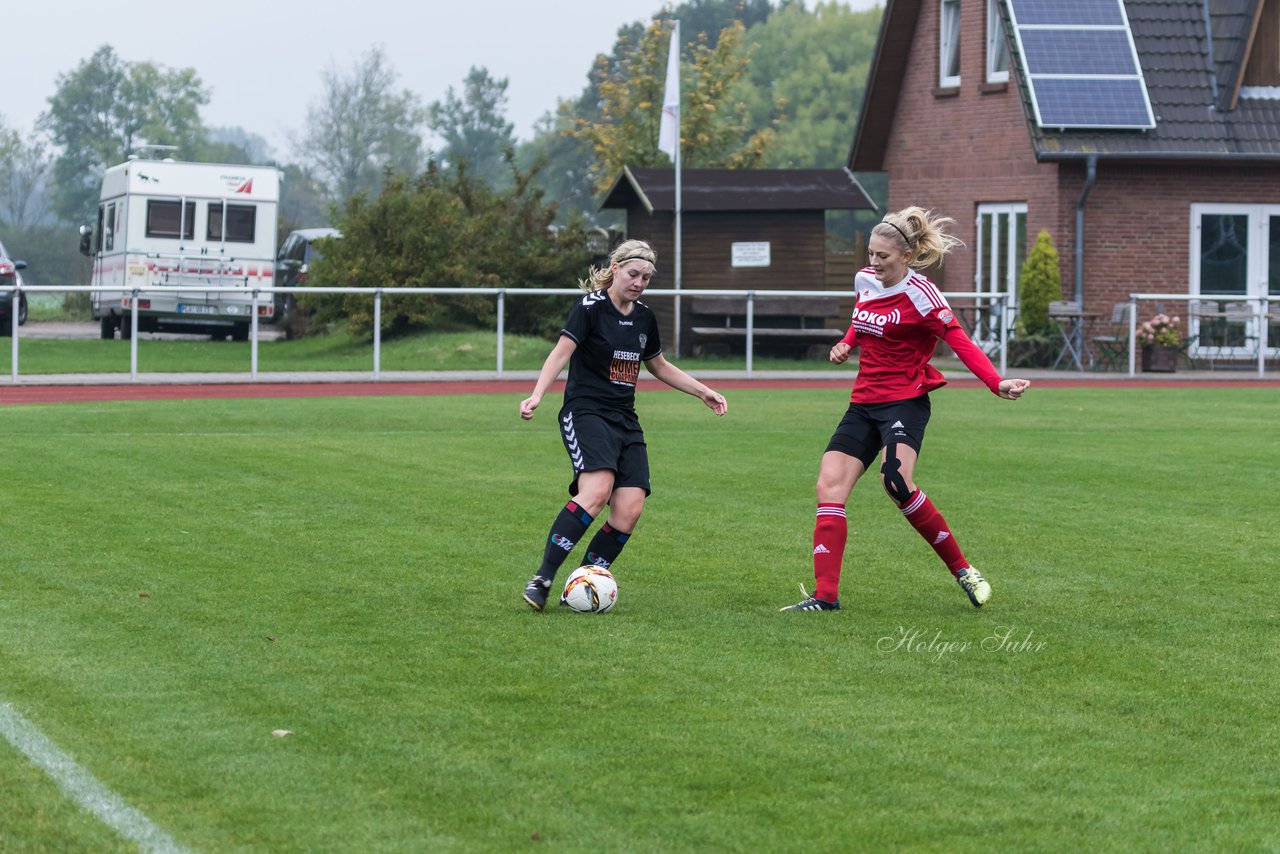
[974,202,1027,349]
[940,0,962,88]
[1189,203,1279,357]
[986,0,1010,84]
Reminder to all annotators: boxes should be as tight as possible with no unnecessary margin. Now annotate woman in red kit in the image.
[781,207,1031,612]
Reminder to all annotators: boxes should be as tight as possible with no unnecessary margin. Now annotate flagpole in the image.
[673,46,682,360]
[659,20,682,357]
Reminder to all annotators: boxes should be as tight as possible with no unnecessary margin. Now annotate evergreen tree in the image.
[200,127,275,165]
[428,67,518,190]
[516,109,605,226]
[1017,230,1060,339]
[676,0,773,47]
[276,164,333,237]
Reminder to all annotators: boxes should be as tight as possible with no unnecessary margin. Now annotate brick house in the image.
[849,0,1280,363]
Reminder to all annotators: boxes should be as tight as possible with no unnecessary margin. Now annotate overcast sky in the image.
[6,0,881,160]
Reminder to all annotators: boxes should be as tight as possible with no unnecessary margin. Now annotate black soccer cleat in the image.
[523,575,553,611]
[779,584,841,612]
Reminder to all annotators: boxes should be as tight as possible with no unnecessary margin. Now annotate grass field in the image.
[1,386,1277,852]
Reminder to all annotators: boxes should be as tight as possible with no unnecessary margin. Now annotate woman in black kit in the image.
[519,239,727,610]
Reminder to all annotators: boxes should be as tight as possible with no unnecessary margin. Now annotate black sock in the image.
[583,522,631,571]
[536,501,594,582]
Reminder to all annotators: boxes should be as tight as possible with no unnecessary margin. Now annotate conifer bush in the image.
[1009,229,1062,366]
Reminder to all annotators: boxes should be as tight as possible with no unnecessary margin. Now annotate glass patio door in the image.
[1190,205,1279,359]
[974,203,1026,350]
[1269,212,1280,354]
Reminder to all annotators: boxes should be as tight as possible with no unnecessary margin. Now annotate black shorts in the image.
[824,395,931,469]
[558,407,651,496]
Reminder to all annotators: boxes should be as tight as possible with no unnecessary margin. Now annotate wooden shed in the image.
[599,167,877,356]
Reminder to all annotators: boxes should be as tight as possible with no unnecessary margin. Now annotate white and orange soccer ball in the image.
[561,566,618,613]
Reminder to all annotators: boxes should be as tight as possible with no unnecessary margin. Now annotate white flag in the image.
[658,23,680,159]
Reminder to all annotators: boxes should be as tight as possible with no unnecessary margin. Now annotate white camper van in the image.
[81,157,280,340]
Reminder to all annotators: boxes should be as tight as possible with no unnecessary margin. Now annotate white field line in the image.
[0,701,191,853]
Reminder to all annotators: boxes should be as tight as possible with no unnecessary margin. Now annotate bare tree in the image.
[295,46,427,203]
[0,118,50,230]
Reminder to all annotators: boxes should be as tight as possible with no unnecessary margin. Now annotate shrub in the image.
[1017,229,1060,339]
[302,161,593,339]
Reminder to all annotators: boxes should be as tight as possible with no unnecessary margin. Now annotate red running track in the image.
[0,376,1273,406]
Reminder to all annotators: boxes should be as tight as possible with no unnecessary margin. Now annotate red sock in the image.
[900,490,968,574]
[813,504,847,601]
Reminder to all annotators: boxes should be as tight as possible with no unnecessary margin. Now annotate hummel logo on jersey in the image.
[813,544,831,555]
[933,531,950,545]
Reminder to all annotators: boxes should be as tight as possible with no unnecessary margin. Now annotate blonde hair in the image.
[579,239,657,293]
[872,206,964,270]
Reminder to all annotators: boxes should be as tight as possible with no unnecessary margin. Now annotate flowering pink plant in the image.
[1137,313,1182,347]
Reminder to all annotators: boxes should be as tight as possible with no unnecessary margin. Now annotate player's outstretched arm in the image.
[520,336,577,420]
[644,354,727,416]
[939,327,1031,400]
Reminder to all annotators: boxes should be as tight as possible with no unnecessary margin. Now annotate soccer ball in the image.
[561,566,618,613]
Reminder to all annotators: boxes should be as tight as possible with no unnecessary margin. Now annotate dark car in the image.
[0,240,29,334]
[274,227,341,331]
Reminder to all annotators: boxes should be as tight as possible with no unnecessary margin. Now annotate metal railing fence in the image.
[1126,293,1275,378]
[4,285,1010,382]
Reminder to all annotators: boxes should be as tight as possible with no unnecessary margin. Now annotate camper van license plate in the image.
[177,304,218,315]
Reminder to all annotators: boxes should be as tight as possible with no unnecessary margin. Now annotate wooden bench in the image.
[688,296,843,357]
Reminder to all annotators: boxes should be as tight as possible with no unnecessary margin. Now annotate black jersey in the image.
[560,289,663,414]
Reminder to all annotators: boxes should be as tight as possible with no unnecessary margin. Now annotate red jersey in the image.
[839,268,1003,403]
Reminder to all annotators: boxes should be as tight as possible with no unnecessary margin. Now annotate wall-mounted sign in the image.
[731,241,771,268]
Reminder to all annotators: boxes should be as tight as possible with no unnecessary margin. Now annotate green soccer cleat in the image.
[955,566,991,607]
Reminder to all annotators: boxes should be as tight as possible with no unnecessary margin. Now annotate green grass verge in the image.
[1,387,1276,851]
[26,295,86,323]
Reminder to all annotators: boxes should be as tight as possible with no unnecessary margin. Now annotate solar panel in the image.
[1019,30,1138,76]
[1007,0,1155,130]
[1032,79,1153,128]
[1009,0,1124,27]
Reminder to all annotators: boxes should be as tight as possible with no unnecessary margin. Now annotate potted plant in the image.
[1137,313,1182,372]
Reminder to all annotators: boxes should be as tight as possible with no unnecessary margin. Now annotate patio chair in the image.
[1048,300,1086,369]
[1089,302,1131,371]
[1269,302,1280,366]
[1222,301,1261,364]
[1188,299,1222,368]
